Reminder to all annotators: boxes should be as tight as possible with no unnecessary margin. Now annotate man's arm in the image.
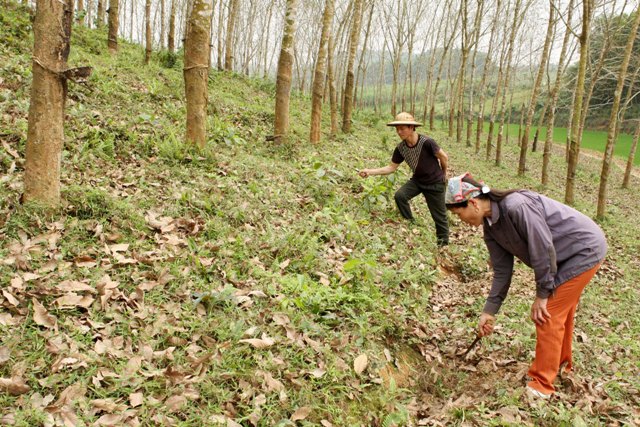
[359,162,400,178]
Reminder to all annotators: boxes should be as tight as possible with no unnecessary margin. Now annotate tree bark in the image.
[328,34,339,137]
[342,0,364,133]
[107,0,119,53]
[565,0,593,205]
[224,0,239,71]
[24,0,73,205]
[310,0,335,144]
[97,0,105,27]
[622,120,640,189]
[273,0,299,142]
[184,0,213,147]
[168,0,176,52]
[596,9,640,218]
[145,0,152,64]
[160,0,165,49]
[77,0,85,25]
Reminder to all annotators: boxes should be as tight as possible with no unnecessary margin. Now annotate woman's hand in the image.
[530,297,551,326]
[478,312,495,337]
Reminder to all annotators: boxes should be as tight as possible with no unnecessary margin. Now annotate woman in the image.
[445,173,607,399]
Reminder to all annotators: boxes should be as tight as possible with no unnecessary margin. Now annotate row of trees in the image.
[20,0,640,221]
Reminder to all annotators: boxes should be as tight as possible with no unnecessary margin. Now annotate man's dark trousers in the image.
[394,179,449,246]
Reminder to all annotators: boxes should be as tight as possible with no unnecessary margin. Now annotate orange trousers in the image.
[527,263,601,395]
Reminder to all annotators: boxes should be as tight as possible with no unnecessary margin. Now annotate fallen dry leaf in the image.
[56,280,96,294]
[239,334,275,349]
[130,392,144,407]
[353,354,368,374]
[0,377,30,395]
[165,394,187,412]
[290,406,312,422]
[32,298,57,329]
[0,347,9,364]
[94,413,124,426]
[54,293,95,309]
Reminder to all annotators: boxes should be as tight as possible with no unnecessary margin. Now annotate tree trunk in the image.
[565,0,593,205]
[77,0,85,25]
[168,0,176,52]
[494,0,527,165]
[273,0,299,142]
[224,0,239,71]
[262,1,275,78]
[622,120,640,189]
[541,0,574,185]
[310,0,335,144]
[342,0,364,133]
[160,0,165,49]
[354,1,373,110]
[216,0,224,70]
[455,0,469,144]
[596,9,640,218]
[517,0,554,175]
[145,0,151,64]
[466,0,485,147]
[486,42,507,160]
[184,0,213,147]
[97,0,105,27]
[328,34,339,137]
[24,0,73,205]
[107,0,119,53]
[86,0,93,28]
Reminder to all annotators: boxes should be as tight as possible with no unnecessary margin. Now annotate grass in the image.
[1,2,640,425]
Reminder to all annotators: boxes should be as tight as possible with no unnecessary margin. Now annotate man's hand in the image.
[530,297,551,326]
[358,169,370,178]
[478,312,495,337]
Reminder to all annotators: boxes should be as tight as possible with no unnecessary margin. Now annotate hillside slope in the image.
[1,3,639,426]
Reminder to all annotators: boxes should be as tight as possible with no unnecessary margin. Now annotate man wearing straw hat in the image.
[359,112,449,246]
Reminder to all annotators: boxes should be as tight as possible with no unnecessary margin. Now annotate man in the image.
[359,112,449,246]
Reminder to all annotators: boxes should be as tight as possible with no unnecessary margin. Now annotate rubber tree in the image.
[145,0,152,64]
[622,120,640,188]
[310,0,335,144]
[183,0,214,147]
[107,0,119,53]
[168,0,176,52]
[224,0,239,71]
[342,0,364,133]
[24,0,74,205]
[565,0,594,205]
[273,0,299,142]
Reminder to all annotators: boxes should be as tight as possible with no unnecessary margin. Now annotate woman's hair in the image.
[445,175,520,209]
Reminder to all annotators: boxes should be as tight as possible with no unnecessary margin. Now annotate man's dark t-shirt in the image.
[391,134,444,185]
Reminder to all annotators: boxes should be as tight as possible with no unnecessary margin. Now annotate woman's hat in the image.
[445,172,489,205]
[386,112,422,127]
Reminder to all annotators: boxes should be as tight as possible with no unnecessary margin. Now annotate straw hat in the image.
[386,112,422,127]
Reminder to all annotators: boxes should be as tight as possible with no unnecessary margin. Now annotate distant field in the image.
[471,122,639,166]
